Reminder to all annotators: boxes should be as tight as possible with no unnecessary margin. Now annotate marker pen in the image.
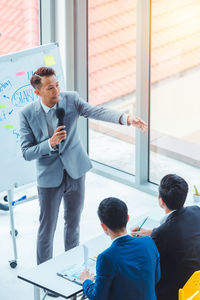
[12,195,27,205]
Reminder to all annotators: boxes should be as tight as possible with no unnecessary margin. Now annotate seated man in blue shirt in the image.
[79,197,160,300]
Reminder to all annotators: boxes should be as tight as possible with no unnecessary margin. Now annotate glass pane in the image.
[88,0,137,174]
[150,0,200,189]
[0,0,39,55]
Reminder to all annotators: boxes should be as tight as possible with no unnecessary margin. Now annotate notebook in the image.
[57,258,96,286]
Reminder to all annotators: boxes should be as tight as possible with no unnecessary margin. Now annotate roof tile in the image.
[0,0,39,56]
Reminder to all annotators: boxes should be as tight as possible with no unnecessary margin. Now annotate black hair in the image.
[97,197,128,232]
[30,67,56,89]
[159,174,188,210]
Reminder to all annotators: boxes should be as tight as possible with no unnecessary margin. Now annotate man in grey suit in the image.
[19,67,147,267]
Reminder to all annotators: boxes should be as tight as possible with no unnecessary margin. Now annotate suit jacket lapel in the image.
[34,100,49,138]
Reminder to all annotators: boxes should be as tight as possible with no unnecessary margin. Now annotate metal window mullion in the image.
[135,0,151,186]
[74,0,88,151]
[40,0,56,45]
[65,0,75,90]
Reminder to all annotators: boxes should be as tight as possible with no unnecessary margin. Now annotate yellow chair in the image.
[179,271,200,300]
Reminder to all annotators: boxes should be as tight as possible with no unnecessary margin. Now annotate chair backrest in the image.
[179,271,200,300]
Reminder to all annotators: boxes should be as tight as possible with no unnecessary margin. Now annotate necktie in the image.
[46,109,55,137]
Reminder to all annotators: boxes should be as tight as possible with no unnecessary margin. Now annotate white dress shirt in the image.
[160,210,176,225]
[112,233,130,243]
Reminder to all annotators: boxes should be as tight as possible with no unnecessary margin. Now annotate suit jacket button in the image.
[60,153,62,156]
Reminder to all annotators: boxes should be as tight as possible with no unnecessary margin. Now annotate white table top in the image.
[18,234,111,299]
[18,203,199,298]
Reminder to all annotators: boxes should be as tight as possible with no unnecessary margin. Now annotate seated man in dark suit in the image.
[80,197,160,300]
[131,174,200,300]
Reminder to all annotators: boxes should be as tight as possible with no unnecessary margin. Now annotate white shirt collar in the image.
[160,209,176,225]
[112,233,129,243]
[40,100,57,113]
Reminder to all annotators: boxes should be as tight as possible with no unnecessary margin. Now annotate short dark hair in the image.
[97,197,128,232]
[30,67,56,89]
[159,174,188,210]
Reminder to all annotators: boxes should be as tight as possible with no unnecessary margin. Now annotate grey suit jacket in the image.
[19,91,124,187]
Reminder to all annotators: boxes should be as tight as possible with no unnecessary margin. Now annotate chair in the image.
[179,271,200,300]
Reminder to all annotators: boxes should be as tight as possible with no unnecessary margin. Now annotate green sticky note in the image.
[44,55,56,66]
[0,104,6,108]
[4,124,14,129]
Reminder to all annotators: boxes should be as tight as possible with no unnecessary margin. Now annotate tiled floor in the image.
[0,171,160,300]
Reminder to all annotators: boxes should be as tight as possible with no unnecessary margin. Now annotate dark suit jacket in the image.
[83,235,160,300]
[151,206,200,300]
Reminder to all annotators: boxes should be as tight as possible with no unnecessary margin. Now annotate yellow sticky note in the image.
[44,55,56,66]
[4,124,14,129]
[0,104,6,108]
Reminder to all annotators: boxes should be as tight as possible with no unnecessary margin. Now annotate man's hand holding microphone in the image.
[50,125,66,147]
[50,107,66,147]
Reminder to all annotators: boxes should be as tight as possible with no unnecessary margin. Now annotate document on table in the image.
[57,258,96,286]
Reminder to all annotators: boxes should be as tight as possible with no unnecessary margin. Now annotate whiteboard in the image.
[0,43,65,192]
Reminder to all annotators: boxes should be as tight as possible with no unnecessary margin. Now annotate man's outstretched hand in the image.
[128,116,148,133]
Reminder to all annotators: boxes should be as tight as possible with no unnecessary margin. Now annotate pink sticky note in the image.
[16,71,26,76]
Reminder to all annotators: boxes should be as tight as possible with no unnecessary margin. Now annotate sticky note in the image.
[4,124,14,129]
[44,55,56,66]
[16,71,26,76]
[0,104,6,108]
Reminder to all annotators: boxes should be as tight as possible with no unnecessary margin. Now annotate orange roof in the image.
[89,0,200,105]
[0,0,39,55]
[89,0,136,105]
[1,0,200,106]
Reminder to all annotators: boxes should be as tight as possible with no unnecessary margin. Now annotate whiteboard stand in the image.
[6,191,38,269]
[7,188,18,268]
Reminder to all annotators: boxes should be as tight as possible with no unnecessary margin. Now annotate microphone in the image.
[55,107,65,143]
[55,107,65,127]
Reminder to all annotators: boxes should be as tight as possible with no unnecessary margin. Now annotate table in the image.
[17,207,165,300]
[128,206,165,231]
[18,234,111,300]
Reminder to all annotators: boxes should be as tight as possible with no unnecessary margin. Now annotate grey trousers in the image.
[37,171,85,265]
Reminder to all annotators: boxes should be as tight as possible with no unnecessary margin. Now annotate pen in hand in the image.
[133,216,149,237]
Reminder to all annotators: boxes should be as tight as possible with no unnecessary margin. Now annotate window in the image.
[150,0,200,187]
[88,0,137,174]
[0,0,39,55]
